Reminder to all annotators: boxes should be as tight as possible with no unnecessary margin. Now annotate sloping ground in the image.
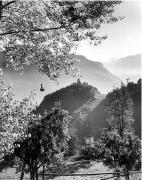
[81,99,109,139]
[87,80,141,139]
[127,81,141,138]
[0,161,141,180]
[69,93,106,138]
[74,93,106,116]
[42,160,141,180]
[77,80,141,139]
[69,93,105,136]
[0,168,29,180]
[0,161,114,180]
[43,161,115,180]
[36,83,97,115]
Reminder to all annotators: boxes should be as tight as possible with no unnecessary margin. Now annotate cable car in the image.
[40,84,44,91]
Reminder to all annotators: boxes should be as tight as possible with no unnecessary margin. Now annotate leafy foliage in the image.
[105,83,134,137]
[0,69,38,160]
[80,140,104,160]
[101,129,141,171]
[13,106,71,179]
[0,69,72,179]
[66,136,79,156]
[127,79,141,137]
[80,83,141,171]
[101,84,141,171]
[0,0,122,78]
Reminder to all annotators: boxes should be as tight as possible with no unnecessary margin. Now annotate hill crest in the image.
[36,80,99,115]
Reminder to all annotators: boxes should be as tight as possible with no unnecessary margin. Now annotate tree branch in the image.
[0,0,16,21]
[0,26,63,36]
[31,27,62,32]
[0,1,2,21]
[2,1,16,9]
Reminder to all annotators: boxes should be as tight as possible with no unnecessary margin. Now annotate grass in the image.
[0,159,141,180]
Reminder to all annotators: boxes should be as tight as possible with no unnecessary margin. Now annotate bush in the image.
[66,136,79,156]
[80,141,104,160]
[101,129,141,171]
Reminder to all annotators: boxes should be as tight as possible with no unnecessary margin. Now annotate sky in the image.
[77,0,141,62]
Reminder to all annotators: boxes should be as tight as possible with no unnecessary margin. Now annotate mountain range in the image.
[0,54,121,104]
[105,54,141,82]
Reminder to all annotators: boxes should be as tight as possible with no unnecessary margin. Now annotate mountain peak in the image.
[76,55,103,67]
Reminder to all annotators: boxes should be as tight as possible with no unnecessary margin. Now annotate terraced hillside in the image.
[69,93,105,136]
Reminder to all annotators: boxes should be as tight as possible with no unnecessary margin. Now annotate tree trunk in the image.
[125,170,129,180]
[30,169,35,180]
[20,162,26,180]
[36,168,38,180]
[0,1,2,21]
[42,165,45,180]
[30,166,39,180]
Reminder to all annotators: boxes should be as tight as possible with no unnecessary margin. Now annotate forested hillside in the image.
[127,79,141,137]
[82,79,141,139]
[36,79,141,139]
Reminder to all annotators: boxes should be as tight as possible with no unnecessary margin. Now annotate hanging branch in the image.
[0,0,16,20]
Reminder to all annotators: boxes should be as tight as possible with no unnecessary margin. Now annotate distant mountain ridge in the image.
[76,55,121,93]
[108,54,141,70]
[105,54,141,82]
[0,54,121,104]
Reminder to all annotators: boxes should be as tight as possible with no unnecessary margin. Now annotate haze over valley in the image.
[105,54,141,82]
[0,54,123,104]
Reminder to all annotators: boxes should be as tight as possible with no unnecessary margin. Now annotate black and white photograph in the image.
[0,0,141,179]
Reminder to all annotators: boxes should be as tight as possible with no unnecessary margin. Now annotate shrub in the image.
[80,140,104,160]
[67,136,79,156]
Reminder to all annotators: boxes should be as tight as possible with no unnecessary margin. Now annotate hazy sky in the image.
[77,1,141,62]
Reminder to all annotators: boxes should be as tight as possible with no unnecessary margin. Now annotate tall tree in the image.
[0,1,122,79]
[105,83,134,138]
[0,69,39,162]
[101,84,141,174]
[101,128,141,173]
[0,70,71,180]
[14,106,71,180]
